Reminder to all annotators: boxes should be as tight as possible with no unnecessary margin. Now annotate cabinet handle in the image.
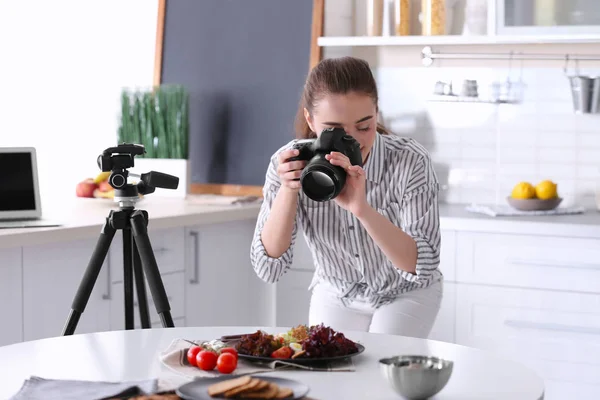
[504,319,600,336]
[189,231,200,284]
[507,258,600,271]
[102,255,111,300]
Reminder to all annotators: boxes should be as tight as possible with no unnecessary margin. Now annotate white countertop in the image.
[2,196,600,249]
[0,326,545,400]
[0,196,262,249]
[439,203,600,239]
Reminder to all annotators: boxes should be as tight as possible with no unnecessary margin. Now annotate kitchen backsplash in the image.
[375,66,600,207]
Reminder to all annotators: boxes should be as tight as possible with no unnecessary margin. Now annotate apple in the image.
[98,180,112,192]
[76,179,98,198]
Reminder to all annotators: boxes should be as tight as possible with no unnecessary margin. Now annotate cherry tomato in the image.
[186,345,202,367]
[271,346,293,359]
[196,350,218,371]
[217,352,238,374]
[220,347,238,361]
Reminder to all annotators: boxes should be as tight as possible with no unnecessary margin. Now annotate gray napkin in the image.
[10,376,158,400]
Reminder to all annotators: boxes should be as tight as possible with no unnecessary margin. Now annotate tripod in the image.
[62,143,178,335]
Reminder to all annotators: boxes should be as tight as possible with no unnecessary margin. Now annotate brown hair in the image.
[294,56,393,139]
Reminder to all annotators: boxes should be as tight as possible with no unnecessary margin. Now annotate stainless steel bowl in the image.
[379,355,453,399]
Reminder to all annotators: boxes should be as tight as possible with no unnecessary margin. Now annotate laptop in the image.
[0,147,62,228]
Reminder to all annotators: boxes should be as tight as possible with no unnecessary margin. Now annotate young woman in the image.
[250,56,442,338]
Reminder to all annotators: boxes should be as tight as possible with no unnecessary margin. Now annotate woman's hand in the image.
[277,149,307,191]
[326,151,368,215]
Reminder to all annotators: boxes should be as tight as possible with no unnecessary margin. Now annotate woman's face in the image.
[304,91,378,164]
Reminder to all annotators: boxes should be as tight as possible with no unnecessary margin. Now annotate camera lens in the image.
[303,171,335,200]
[300,155,345,202]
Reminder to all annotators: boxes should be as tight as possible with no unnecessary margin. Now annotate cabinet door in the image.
[428,281,456,343]
[23,239,111,340]
[185,219,273,328]
[0,247,23,346]
[110,271,185,330]
[109,227,185,282]
[275,269,314,328]
[496,0,600,35]
[455,284,600,400]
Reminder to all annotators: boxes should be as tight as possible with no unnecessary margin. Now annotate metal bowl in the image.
[379,355,453,399]
[506,196,562,211]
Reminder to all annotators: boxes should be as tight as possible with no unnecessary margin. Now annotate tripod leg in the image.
[130,210,175,328]
[62,215,116,336]
[123,229,135,330]
[133,243,151,329]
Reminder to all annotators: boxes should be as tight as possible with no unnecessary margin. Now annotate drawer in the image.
[291,234,314,271]
[110,271,185,329]
[544,379,600,400]
[428,281,456,343]
[455,284,600,388]
[456,232,600,293]
[276,269,314,327]
[439,230,456,281]
[110,227,185,282]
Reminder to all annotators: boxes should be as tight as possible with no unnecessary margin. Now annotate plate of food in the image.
[227,324,364,365]
[176,375,309,400]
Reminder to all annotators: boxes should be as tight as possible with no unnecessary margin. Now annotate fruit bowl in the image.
[506,196,562,211]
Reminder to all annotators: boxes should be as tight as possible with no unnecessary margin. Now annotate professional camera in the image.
[288,127,362,202]
[97,143,179,202]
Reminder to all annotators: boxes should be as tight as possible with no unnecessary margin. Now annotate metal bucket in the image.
[591,77,600,114]
[569,76,593,114]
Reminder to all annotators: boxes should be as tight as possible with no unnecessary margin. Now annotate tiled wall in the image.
[375,66,600,207]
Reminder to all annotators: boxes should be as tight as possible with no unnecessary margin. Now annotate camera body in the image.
[288,127,363,202]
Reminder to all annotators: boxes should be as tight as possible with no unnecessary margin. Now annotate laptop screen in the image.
[0,151,37,212]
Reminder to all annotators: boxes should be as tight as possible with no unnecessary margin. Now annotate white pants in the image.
[308,280,443,338]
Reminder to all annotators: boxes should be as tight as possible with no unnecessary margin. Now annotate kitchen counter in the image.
[0,196,262,249]
[439,203,600,239]
[2,197,600,249]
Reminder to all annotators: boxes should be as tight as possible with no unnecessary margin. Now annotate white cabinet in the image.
[0,248,23,346]
[495,0,600,35]
[274,234,314,327]
[185,219,272,328]
[108,227,186,330]
[455,283,600,400]
[22,238,111,341]
[455,231,600,293]
[109,227,186,282]
[428,281,456,343]
[275,269,314,327]
[110,271,186,330]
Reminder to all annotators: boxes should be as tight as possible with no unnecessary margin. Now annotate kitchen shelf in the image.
[317,35,600,47]
[427,95,519,105]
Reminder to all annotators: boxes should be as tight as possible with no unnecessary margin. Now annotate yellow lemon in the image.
[511,182,536,199]
[535,180,558,200]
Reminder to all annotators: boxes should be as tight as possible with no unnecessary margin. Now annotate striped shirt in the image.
[250,132,442,308]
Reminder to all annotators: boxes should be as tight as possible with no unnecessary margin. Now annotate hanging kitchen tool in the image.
[490,52,525,104]
[591,75,600,114]
[565,55,595,114]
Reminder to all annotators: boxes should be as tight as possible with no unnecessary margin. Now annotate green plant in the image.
[117,84,189,159]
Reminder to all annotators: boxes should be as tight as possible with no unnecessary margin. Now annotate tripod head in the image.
[97,143,179,208]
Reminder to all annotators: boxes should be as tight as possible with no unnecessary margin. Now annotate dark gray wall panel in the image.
[161,0,313,186]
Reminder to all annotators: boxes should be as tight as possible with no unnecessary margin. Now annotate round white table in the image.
[0,327,544,400]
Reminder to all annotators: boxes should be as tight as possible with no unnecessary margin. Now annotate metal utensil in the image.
[591,76,600,114]
[569,75,594,114]
[379,355,453,399]
[565,56,595,114]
